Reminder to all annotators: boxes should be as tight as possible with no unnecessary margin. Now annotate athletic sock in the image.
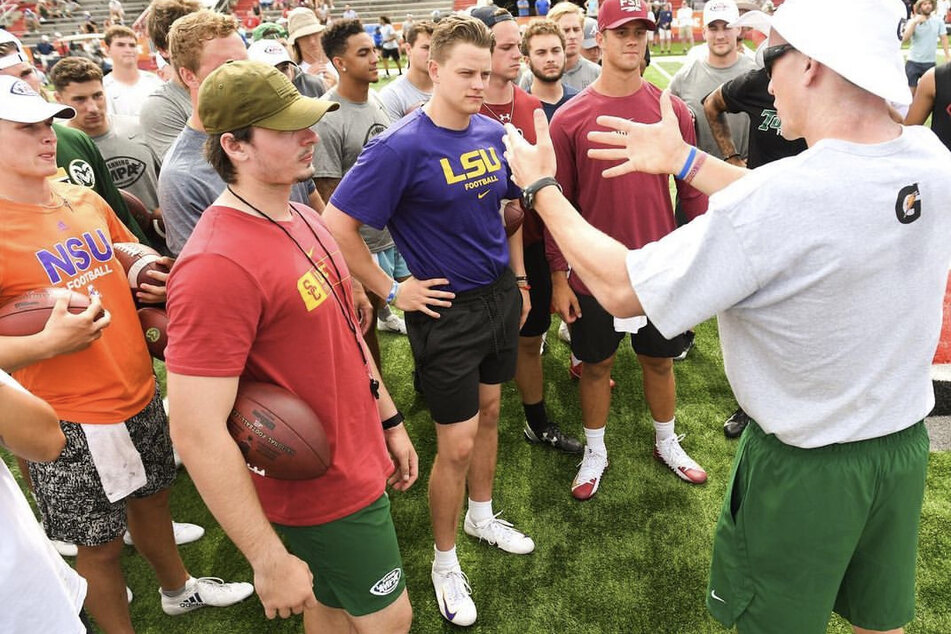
[584,427,606,453]
[654,418,675,445]
[433,545,459,571]
[523,400,548,435]
[467,498,494,524]
[160,579,191,598]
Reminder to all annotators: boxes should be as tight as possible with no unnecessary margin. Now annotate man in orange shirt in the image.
[0,75,252,633]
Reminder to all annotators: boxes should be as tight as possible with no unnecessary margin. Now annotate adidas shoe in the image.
[723,408,751,439]
[571,446,609,501]
[654,434,707,484]
[569,360,616,389]
[124,522,205,547]
[378,313,407,334]
[160,576,254,616]
[463,511,535,555]
[432,563,477,626]
[524,423,583,454]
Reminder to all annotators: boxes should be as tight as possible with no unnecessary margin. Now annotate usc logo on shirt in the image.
[439,147,503,186]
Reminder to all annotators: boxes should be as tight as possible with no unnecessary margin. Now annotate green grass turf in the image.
[5,320,951,633]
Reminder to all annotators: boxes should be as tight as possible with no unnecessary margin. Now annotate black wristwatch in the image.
[520,176,562,212]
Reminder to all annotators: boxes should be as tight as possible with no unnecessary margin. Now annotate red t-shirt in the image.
[547,80,709,296]
[0,182,153,422]
[164,204,391,526]
[481,85,546,246]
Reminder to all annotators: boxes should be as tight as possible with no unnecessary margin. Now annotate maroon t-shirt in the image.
[547,80,709,296]
[481,85,546,246]
[165,204,391,526]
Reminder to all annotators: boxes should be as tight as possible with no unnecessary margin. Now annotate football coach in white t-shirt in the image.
[503,0,951,632]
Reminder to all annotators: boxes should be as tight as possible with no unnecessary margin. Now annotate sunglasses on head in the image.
[763,43,795,78]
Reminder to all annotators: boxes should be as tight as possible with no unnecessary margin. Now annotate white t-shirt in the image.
[626,126,951,448]
[103,70,164,118]
[0,371,87,633]
[380,23,399,50]
[676,6,693,28]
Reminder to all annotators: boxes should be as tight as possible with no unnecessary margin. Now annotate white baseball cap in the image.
[247,39,294,67]
[0,29,30,70]
[0,76,75,122]
[734,0,911,106]
[703,0,740,26]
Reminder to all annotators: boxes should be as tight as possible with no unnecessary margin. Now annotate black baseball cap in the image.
[471,6,515,28]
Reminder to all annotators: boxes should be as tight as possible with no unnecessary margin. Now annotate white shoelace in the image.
[473,512,526,547]
[656,433,699,469]
[575,448,608,482]
[439,568,472,606]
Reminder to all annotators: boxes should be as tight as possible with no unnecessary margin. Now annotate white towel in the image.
[81,423,147,503]
[614,315,648,334]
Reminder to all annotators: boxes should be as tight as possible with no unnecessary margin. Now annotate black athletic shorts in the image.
[570,292,688,363]
[381,47,401,62]
[519,240,552,338]
[406,269,520,424]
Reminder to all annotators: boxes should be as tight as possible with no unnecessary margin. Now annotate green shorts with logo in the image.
[707,420,929,634]
[274,494,406,616]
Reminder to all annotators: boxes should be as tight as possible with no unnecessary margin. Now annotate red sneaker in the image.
[571,446,609,500]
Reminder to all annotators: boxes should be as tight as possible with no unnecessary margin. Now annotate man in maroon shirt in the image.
[474,6,582,453]
[547,0,709,500]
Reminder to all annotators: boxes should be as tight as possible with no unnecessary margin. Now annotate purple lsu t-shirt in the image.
[330,109,521,293]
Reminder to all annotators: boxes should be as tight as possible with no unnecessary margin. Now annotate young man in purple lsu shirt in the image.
[323,15,535,628]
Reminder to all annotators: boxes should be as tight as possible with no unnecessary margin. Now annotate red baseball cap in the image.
[598,0,658,31]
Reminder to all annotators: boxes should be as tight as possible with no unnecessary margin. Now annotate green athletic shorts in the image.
[707,420,929,633]
[274,494,406,616]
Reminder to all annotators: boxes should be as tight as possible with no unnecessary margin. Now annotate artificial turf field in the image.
[4,45,951,633]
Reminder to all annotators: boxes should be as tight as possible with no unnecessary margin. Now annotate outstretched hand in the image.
[502,109,557,188]
[586,89,691,179]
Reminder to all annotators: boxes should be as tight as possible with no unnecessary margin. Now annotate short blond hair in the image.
[548,1,584,25]
[429,14,494,64]
[520,19,565,56]
[104,25,136,46]
[168,9,238,74]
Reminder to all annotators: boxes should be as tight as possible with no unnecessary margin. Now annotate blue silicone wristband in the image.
[676,146,697,181]
[385,279,399,304]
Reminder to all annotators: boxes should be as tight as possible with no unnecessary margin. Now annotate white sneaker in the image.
[160,576,255,616]
[50,537,78,557]
[124,522,205,547]
[173,446,183,469]
[463,511,535,555]
[377,313,407,334]
[127,587,133,604]
[571,446,609,501]
[431,563,477,626]
[558,320,571,343]
[653,433,707,484]
[539,331,548,355]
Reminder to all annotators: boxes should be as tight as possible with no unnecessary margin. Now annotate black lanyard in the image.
[227,186,380,400]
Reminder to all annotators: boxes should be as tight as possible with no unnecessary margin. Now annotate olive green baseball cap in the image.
[199,60,338,135]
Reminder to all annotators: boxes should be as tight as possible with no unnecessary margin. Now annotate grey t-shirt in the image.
[159,126,316,255]
[625,126,951,448]
[377,75,431,123]
[562,56,601,91]
[313,88,394,253]
[139,80,192,163]
[669,56,757,159]
[91,122,161,212]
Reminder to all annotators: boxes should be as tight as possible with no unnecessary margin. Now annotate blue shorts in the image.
[373,246,410,280]
[905,60,935,87]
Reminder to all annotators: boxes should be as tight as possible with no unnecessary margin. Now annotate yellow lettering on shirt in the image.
[297,270,328,311]
[440,147,504,186]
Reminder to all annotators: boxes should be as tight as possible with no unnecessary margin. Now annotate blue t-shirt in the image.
[909,15,944,63]
[658,10,673,28]
[535,0,550,16]
[330,109,521,293]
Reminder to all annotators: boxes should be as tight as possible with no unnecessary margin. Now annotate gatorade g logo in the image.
[895,183,921,224]
[68,159,96,188]
[440,148,503,185]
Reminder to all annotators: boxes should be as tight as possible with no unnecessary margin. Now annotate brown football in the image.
[113,242,169,296]
[227,382,331,480]
[503,200,525,237]
[120,189,167,246]
[0,288,91,336]
[137,307,168,361]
